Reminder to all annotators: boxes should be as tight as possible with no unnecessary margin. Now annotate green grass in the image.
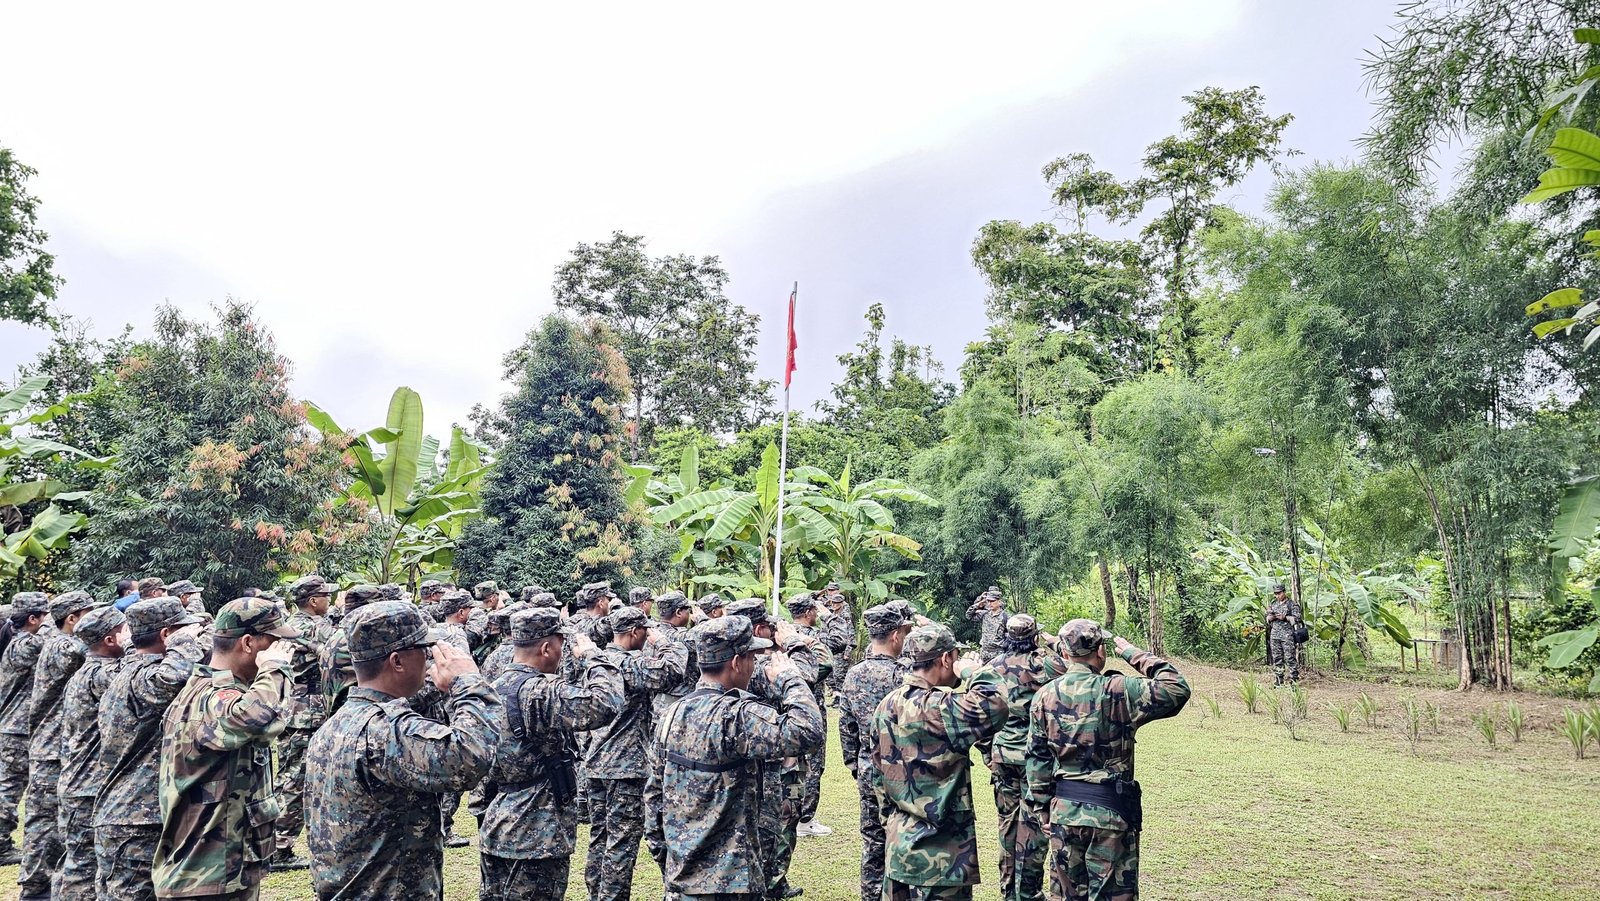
[11,659,1599,901]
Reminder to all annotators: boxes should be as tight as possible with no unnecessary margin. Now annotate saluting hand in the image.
[255,641,296,671]
[765,649,798,680]
[430,642,478,692]
[569,633,598,659]
[1113,636,1135,655]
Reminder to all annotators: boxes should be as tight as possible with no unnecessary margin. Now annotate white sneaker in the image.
[798,819,832,836]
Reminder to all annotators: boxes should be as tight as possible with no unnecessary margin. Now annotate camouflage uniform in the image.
[567,582,617,823]
[985,616,1068,901]
[965,589,1007,661]
[837,604,911,901]
[871,623,1008,901]
[152,597,301,899]
[1265,588,1302,685]
[318,585,383,715]
[0,592,50,864]
[822,587,855,697]
[652,615,824,901]
[787,594,835,827]
[481,608,625,901]
[166,581,208,618]
[306,601,504,901]
[434,590,479,844]
[643,592,698,874]
[57,606,128,901]
[274,576,338,861]
[1025,620,1190,901]
[467,602,528,824]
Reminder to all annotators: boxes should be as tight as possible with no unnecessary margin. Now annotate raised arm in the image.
[370,674,504,793]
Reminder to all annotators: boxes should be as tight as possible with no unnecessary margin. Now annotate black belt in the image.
[1054,778,1142,829]
[666,750,743,773]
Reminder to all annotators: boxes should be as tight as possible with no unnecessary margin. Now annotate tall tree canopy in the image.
[0,144,63,327]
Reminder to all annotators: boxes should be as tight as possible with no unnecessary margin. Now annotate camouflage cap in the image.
[518,585,546,603]
[885,599,915,620]
[377,584,404,601]
[417,580,445,598]
[608,605,649,634]
[1005,613,1040,641]
[346,601,437,663]
[987,585,1002,594]
[511,607,565,645]
[74,605,127,646]
[290,574,333,600]
[438,589,476,616]
[490,601,526,633]
[725,598,770,626]
[699,593,726,612]
[473,580,499,601]
[342,585,382,612]
[526,591,561,610]
[213,596,302,639]
[1059,618,1109,656]
[863,603,909,638]
[628,586,654,607]
[256,589,282,603]
[577,581,615,608]
[785,592,818,617]
[1272,582,1287,593]
[50,590,100,623]
[825,582,840,591]
[126,597,203,638]
[657,591,690,616]
[165,579,201,597]
[694,615,773,666]
[905,623,959,663]
[10,591,49,617]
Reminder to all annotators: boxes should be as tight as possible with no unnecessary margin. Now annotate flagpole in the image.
[771,282,796,616]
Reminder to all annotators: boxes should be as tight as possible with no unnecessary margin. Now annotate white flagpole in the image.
[771,283,795,616]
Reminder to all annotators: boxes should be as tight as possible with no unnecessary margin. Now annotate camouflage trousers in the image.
[1047,824,1139,901]
[584,778,645,901]
[481,853,571,901]
[855,769,887,901]
[441,790,464,838]
[0,732,27,844]
[56,794,97,901]
[273,727,314,851]
[757,765,803,899]
[1268,630,1299,684]
[827,659,850,700]
[97,822,161,901]
[990,762,1046,901]
[883,881,972,901]
[20,757,63,898]
[800,739,826,822]
[643,760,667,874]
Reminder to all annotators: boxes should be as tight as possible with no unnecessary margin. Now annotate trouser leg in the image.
[273,728,312,852]
[56,795,98,901]
[481,852,571,901]
[97,823,162,901]
[0,733,28,847]
[857,770,886,901]
[19,757,63,898]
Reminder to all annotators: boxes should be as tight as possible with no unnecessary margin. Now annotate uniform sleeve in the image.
[130,642,202,708]
[838,691,860,771]
[965,599,985,621]
[1289,600,1303,621]
[1024,688,1055,805]
[787,643,821,686]
[1117,648,1192,726]
[733,668,823,760]
[552,656,626,731]
[26,645,59,732]
[371,673,504,793]
[938,668,1008,753]
[618,639,687,693]
[195,661,293,751]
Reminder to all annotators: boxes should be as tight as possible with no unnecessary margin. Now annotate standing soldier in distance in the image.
[153,597,299,901]
[567,581,616,824]
[872,623,1008,901]
[306,601,502,901]
[1264,582,1302,686]
[786,592,835,838]
[965,587,1007,661]
[653,615,824,901]
[1026,620,1190,901]
[642,590,697,880]
[317,584,383,716]
[481,608,622,901]
[57,605,129,901]
[699,594,726,620]
[0,591,52,869]
[837,603,913,901]
[821,583,854,703]
[272,575,337,871]
[985,615,1067,901]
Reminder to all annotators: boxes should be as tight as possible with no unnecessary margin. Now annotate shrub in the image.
[1329,702,1352,732]
[1558,709,1590,759]
[1290,683,1309,718]
[1506,700,1524,743]
[1356,691,1380,728]
[1237,675,1262,714]
[1401,697,1423,747]
[1472,711,1497,748]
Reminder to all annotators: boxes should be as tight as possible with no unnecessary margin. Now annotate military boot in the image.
[270,847,310,871]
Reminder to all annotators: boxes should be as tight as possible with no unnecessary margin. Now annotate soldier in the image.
[165,580,207,616]
[786,593,835,838]
[699,593,726,620]
[629,585,654,617]
[272,575,338,870]
[137,577,169,601]
[1025,620,1190,901]
[306,601,503,901]
[482,607,624,901]
[986,615,1068,901]
[583,605,687,901]
[821,585,855,704]
[152,597,300,901]
[114,578,141,611]
[432,588,482,847]
[438,590,479,652]
[1265,582,1302,685]
[643,590,697,877]
[837,603,913,901]
[567,581,616,822]
[653,615,824,901]
[318,584,383,715]
[95,598,206,901]
[57,605,129,901]
[872,623,1008,901]
[478,601,524,683]
[0,592,53,868]
[19,590,100,900]
[965,587,1007,661]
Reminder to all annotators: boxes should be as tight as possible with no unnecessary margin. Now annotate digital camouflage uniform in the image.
[822,589,855,697]
[306,601,504,901]
[481,608,624,901]
[57,606,128,901]
[0,592,51,864]
[318,585,383,716]
[1025,620,1190,901]
[467,602,527,825]
[871,624,1008,901]
[985,616,1068,901]
[153,597,300,900]
[566,582,617,822]
[838,604,911,901]
[965,590,1007,661]
[276,576,338,859]
[1265,590,1302,685]
[644,593,698,877]
[653,615,824,901]
[95,598,205,901]
[788,594,836,826]
[434,594,478,845]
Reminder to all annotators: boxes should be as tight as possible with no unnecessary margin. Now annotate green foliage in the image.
[1472,710,1498,747]
[0,144,63,326]
[1357,691,1380,728]
[1204,695,1222,719]
[1330,702,1352,732]
[1401,697,1425,748]
[0,376,110,587]
[1264,689,1283,725]
[1237,674,1262,714]
[1557,707,1592,758]
[1507,699,1526,742]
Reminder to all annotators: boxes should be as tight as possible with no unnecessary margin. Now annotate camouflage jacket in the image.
[480,640,516,685]
[29,628,87,760]
[482,658,624,859]
[823,605,856,656]
[473,633,502,666]
[652,670,823,896]
[965,601,1008,658]
[987,646,1069,768]
[793,624,835,688]
[1265,596,1303,638]
[871,669,1007,887]
[1024,647,1190,831]
[440,621,472,655]
[838,651,906,773]
[0,626,47,736]
[60,652,125,799]
[95,639,205,826]
[305,676,502,901]
[648,622,699,719]
[286,611,336,730]
[154,660,294,897]
[585,639,687,780]
[318,629,355,716]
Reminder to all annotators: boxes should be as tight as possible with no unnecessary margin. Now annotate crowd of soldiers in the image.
[0,573,1189,901]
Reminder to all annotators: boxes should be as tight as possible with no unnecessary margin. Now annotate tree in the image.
[70,301,364,601]
[0,377,105,591]
[553,232,772,455]
[0,144,63,327]
[455,315,637,597]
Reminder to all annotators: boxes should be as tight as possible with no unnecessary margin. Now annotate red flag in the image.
[784,288,798,389]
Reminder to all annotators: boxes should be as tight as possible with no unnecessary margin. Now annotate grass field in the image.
[7,657,1598,901]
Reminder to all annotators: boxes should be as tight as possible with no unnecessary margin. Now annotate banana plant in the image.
[0,377,110,583]
[793,459,934,605]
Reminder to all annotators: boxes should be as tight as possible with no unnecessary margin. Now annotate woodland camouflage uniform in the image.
[275,574,338,862]
[837,604,911,901]
[57,606,128,901]
[1025,620,1190,901]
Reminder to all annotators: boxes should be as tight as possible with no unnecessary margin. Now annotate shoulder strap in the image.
[498,669,539,742]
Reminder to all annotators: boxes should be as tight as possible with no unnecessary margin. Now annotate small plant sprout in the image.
[1290,683,1309,718]
[1423,700,1441,734]
[1205,695,1222,719]
[1558,709,1590,760]
[1329,702,1352,733]
[1401,698,1423,748]
[1472,711,1497,748]
[1356,691,1379,728]
[1505,700,1524,743]
[1237,676,1262,714]
[1265,690,1284,725]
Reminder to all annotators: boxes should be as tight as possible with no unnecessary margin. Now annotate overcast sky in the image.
[1,1,1411,437]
